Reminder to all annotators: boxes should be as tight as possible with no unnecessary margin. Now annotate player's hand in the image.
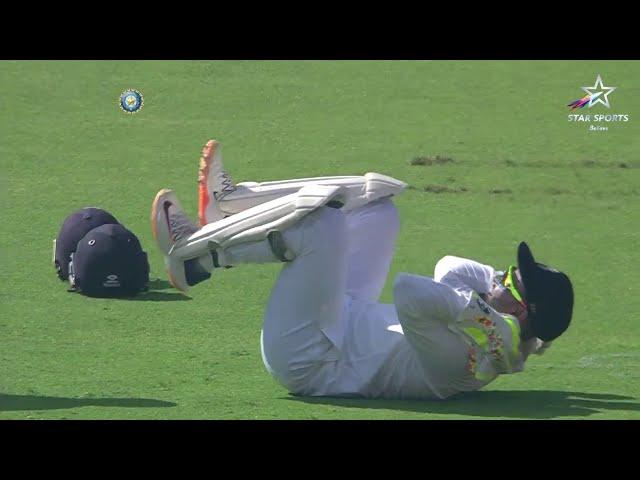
[534,340,553,355]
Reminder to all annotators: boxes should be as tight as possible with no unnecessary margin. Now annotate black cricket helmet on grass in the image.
[72,223,149,297]
[54,207,120,280]
[54,207,149,297]
[517,241,574,342]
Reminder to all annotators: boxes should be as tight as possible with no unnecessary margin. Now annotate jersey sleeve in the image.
[433,255,495,294]
[392,272,470,329]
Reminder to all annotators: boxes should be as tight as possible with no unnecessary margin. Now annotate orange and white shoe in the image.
[151,188,210,292]
[198,140,237,227]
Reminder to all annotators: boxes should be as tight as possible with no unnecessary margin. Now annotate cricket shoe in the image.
[198,139,238,227]
[151,188,212,292]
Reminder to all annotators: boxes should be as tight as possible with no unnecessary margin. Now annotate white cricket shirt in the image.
[304,256,536,399]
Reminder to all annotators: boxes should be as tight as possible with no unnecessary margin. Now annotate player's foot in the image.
[198,140,237,227]
[151,188,211,292]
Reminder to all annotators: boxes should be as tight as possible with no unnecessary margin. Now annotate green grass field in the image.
[2,60,639,419]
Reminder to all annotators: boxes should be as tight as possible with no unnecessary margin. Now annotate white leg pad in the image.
[218,172,407,215]
[170,184,346,261]
[349,172,408,211]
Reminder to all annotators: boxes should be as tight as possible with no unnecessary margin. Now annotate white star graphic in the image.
[582,74,616,108]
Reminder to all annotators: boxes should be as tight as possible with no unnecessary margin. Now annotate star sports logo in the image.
[566,74,629,131]
[567,74,616,110]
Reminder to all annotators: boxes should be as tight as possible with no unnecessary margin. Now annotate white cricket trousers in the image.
[223,198,400,393]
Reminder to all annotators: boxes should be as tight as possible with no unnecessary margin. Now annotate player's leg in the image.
[152,184,350,393]
[151,183,346,291]
[259,206,349,393]
[186,204,349,393]
[197,139,406,226]
[344,198,400,303]
[197,138,402,301]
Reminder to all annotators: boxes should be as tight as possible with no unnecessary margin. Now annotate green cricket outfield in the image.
[1,60,639,419]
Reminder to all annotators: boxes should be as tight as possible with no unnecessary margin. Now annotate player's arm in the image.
[393,273,525,377]
[435,257,554,359]
[433,255,495,294]
[392,273,469,330]
[521,338,553,357]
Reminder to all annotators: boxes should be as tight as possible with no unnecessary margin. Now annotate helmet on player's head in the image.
[517,241,574,342]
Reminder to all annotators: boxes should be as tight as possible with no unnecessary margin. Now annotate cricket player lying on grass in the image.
[150,140,574,400]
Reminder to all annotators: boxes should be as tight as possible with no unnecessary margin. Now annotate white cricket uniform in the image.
[225,198,536,399]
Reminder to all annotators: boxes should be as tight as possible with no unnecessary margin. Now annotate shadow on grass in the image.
[284,390,639,419]
[125,291,192,302]
[0,393,177,412]
[147,279,173,290]
[117,278,191,302]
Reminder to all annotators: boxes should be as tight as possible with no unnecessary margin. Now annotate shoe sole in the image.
[150,188,188,292]
[198,139,219,227]
[150,188,173,248]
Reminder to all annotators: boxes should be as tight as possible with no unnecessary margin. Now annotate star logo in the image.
[582,74,616,108]
[567,74,630,130]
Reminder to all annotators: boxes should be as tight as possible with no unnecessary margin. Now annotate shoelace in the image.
[169,214,197,243]
[220,170,235,191]
[213,170,236,201]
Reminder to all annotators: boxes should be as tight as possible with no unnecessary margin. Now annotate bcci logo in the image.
[567,75,629,131]
[119,89,144,114]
